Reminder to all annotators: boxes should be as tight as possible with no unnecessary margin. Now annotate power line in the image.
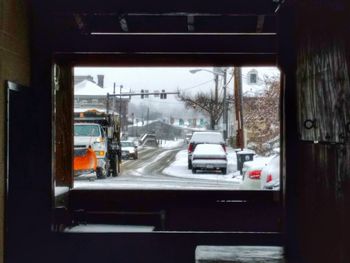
[182,78,215,91]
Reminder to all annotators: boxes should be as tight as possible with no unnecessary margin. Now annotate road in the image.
[74,144,241,190]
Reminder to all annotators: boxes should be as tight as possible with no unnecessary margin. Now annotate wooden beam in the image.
[118,14,129,32]
[55,53,278,67]
[52,34,277,54]
[187,15,195,32]
[256,15,265,33]
[73,14,89,35]
[43,0,278,15]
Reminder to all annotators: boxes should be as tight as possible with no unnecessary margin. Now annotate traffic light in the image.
[141,89,144,99]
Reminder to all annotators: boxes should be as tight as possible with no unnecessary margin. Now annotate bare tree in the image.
[177,89,231,129]
[243,75,280,155]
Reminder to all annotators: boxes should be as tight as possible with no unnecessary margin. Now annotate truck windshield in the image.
[121,141,134,147]
[74,125,101,137]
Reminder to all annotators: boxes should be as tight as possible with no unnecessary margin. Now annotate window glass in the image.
[72,66,280,191]
[74,124,101,137]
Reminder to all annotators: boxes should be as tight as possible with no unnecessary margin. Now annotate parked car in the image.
[187,131,225,169]
[191,144,228,174]
[121,140,138,160]
[240,157,271,190]
[260,154,280,190]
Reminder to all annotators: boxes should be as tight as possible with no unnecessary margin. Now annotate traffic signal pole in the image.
[107,91,180,97]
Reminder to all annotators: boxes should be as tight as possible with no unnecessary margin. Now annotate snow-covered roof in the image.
[75,79,129,96]
[74,107,107,113]
[241,67,280,97]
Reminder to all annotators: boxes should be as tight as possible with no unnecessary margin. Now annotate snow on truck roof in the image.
[74,107,107,113]
[190,132,224,143]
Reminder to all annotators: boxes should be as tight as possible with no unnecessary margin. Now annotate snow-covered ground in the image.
[162,147,243,183]
[158,139,185,149]
[72,137,273,190]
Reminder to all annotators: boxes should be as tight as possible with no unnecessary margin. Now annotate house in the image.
[74,76,130,132]
[1,1,350,263]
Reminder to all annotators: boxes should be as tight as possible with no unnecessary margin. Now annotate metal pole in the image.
[106,93,109,114]
[119,85,122,132]
[132,113,135,136]
[146,107,149,131]
[113,83,116,113]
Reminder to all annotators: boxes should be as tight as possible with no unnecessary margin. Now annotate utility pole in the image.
[222,68,228,141]
[113,83,116,112]
[214,74,219,106]
[132,112,135,136]
[234,67,244,150]
[119,85,123,132]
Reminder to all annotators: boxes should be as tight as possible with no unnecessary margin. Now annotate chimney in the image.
[97,75,104,88]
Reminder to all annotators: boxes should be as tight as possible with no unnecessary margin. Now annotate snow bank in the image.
[159,139,185,149]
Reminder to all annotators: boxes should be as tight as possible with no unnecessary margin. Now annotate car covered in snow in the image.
[240,157,271,190]
[260,154,280,190]
[187,131,225,169]
[121,140,138,159]
[191,144,228,174]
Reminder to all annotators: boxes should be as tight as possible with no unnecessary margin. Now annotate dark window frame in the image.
[53,54,284,233]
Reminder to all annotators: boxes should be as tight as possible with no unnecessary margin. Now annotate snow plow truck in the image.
[73,109,121,179]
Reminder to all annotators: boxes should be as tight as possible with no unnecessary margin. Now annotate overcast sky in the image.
[74,66,280,118]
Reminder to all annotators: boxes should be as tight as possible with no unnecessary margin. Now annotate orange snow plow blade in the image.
[74,147,97,176]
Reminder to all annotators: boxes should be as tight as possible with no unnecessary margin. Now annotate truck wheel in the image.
[96,167,107,179]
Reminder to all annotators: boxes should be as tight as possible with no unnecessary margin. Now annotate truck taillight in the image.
[248,170,261,179]
[188,143,194,153]
[266,174,273,183]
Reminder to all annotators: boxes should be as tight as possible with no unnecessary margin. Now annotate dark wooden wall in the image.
[287,1,350,262]
[7,1,350,263]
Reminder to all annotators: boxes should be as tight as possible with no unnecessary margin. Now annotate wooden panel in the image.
[69,190,282,232]
[297,37,350,143]
[296,142,350,263]
[296,1,350,143]
[54,64,74,187]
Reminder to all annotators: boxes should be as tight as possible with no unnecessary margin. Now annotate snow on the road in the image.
[162,148,243,183]
[136,149,173,173]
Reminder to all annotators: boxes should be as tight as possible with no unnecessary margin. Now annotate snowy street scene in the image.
[67,66,281,192]
[74,139,243,190]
